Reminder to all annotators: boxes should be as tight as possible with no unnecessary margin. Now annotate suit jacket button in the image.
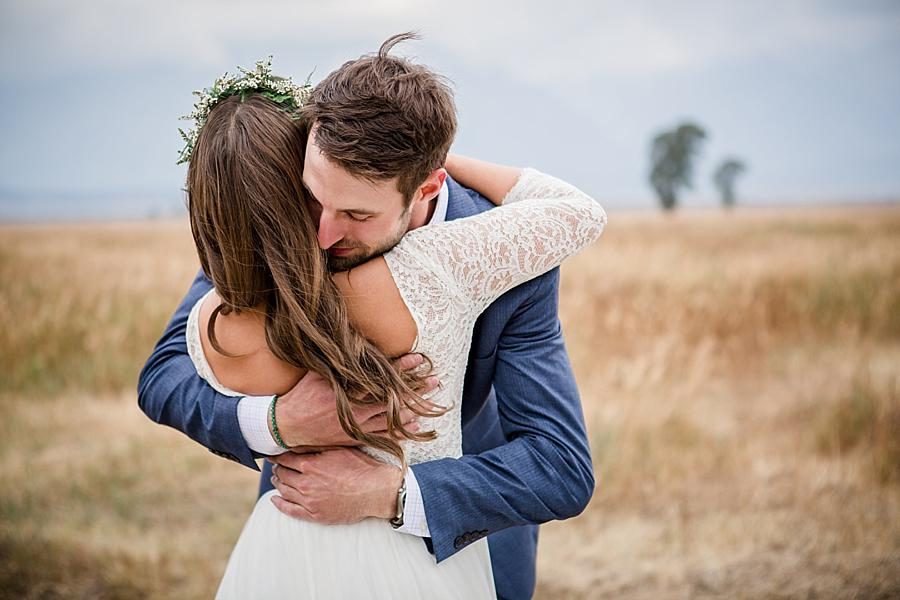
[454,536,464,549]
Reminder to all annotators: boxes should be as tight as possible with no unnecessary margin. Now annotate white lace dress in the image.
[186,169,607,599]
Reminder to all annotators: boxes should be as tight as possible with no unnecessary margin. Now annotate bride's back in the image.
[197,258,416,397]
[187,93,430,462]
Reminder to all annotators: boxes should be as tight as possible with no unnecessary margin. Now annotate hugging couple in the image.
[139,32,606,599]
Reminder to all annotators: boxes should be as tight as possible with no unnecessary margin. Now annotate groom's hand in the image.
[275,355,437,447]
[268,448,403,524]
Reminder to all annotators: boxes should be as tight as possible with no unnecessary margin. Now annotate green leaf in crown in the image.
[176,57,312,165]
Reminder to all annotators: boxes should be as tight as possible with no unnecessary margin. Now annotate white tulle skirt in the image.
[216,491,495,599]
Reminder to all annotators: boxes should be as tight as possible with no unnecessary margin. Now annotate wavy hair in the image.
[187,94,443,466]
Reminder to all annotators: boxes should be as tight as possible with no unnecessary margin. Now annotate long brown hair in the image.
[187,94,442,465]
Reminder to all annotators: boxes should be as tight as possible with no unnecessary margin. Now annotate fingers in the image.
[269,464,312,517]
[357,381,439,413]
[353,404,403,426]
[399,418,422,434]
[360,407,413,428]
[406,374,440,397]
[270,463,315,512]
[271,463,302,486]
[421,375,440,395]
[397,408,422,433]
[271,472,304,505]
[360,418,387,434]
[270,494,316,520]
[355,403,390,422]
[393,354,441,394]
[393,353,425,372]
[398,407,417,425]
[329,353,439,439]
[269,447,322,475]
[269,453,308,472]
[358,408,422,434]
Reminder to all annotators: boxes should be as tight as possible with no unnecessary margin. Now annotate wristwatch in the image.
[389,477,408,529]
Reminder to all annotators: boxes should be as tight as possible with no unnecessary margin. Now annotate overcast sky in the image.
[1,0,899,219]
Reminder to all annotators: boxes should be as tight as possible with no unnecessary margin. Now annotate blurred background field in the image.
[1,205,898,598]
[2,1,900,597]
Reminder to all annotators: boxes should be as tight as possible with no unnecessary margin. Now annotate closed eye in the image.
[346,212,373,222]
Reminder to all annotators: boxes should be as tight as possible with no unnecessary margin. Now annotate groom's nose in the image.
[317,214,344,249]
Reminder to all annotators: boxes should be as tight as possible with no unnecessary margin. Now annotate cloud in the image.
[3,0,898,85]
[0,0,427,77]
[428,0,900,85]
[1,0,898,202]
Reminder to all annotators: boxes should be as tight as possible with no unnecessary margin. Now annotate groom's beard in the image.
[326,214,410,273]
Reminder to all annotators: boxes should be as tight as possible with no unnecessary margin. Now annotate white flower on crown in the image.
[177,57,312,165]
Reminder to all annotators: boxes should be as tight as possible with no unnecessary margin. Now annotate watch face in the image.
[390,484,407,528]
[397,489,407,517]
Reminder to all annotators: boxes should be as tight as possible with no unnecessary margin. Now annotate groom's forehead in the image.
[304,127,405,202]
[302,151,403,212]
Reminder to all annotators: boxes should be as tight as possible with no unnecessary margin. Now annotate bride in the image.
[181,68,606,598]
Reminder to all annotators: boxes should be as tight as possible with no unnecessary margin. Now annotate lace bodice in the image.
[187,168,606,466]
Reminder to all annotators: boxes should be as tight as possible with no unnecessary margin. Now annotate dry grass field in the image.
[1,205,899,599]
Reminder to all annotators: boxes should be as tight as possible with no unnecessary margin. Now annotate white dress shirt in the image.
[237,182,450,538]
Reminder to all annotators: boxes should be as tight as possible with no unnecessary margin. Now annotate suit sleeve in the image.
[137,269,260,470]
[410,267,595,561]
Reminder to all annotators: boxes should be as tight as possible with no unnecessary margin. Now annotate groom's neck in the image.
[406,194,438,232]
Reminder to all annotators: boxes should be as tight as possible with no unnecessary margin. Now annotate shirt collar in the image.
[427,181,450,225]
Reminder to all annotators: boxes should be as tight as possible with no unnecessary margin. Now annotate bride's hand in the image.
[444,154,522,206]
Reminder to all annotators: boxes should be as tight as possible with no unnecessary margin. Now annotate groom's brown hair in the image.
[300,32,457,204]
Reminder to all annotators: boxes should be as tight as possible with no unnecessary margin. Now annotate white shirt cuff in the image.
[237,395,288,456]
[394,468,430,537]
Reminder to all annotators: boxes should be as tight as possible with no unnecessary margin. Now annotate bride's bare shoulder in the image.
[332,256,417,358]
[196,257,416,394]
[198,290,303,396]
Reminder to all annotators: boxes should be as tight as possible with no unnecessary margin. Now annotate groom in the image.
[139,33,593,600]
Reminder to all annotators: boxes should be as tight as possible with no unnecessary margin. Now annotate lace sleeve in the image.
[387,168,606,316]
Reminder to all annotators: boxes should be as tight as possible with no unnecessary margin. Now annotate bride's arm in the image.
[392,167,606,317]
[444,154,521,206]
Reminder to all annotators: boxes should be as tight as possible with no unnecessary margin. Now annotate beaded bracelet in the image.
[269,394,290,450]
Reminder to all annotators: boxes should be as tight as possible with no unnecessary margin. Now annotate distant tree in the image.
[649,122,707,211]
[712,158,747,209]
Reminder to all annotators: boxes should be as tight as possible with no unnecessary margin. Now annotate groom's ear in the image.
[413,168,447,204]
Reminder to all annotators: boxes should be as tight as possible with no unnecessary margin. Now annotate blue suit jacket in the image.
[138,177,595,600]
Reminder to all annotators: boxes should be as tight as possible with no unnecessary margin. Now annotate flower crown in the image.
[177,57,312,165]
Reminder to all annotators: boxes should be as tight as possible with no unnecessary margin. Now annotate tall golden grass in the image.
[1,206,899,598]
